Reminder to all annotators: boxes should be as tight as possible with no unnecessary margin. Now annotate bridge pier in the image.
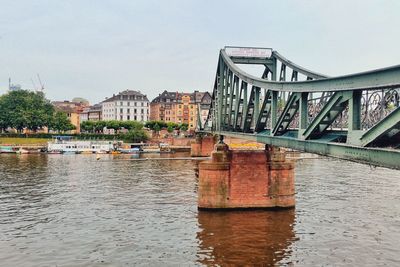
[198,139,295,209]
[191,134,216,157]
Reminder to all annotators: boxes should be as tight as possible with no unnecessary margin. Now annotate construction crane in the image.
[37,74,44,91]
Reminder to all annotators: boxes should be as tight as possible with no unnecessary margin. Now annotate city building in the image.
[52,100,88,133]
[101,90,149,122]
[80,104,102,122]
[150,90,211,130]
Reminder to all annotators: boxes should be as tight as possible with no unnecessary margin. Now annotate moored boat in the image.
[0,146,15,153]
[47,136,115,154]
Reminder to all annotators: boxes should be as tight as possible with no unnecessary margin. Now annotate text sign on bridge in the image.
[225,46,272,58]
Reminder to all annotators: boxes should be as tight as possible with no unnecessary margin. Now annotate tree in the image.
[50,111,75,133]
[153,123,161,132]
[122,129,149,143]
[179,123,188,132]
[167,124,174,133]
[106,120,120,131]
[0,90,54,132]
[81,121,96,133]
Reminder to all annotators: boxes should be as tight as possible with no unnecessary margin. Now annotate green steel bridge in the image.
[201,46,400,170]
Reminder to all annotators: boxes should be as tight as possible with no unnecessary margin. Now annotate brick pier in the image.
[191,135,216,157]
[198,142,295,209]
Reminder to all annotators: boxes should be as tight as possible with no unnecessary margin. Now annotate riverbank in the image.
[0,137,50,145]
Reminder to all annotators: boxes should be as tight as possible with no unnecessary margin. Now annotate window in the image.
[141,109,144,114]
[141,102,144,106]
[120,102,123,106]
[134,115,137,120]
[120,115,123,120]
[134,108,137,113]
[128,102,130,106]
[134,102,137,106]
[120,108,123,113]
[127,108,130,113]
[127,115,130,120]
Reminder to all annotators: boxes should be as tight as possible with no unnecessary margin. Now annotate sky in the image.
[1,0,400,104]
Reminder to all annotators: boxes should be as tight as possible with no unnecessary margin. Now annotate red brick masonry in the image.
[191,136,216,157]
[198,143,295,209]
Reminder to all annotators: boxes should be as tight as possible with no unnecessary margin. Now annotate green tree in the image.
[0,90,54,132]
[106,120,120,131]
[80,121,95,133]
[50,111,75,133]
[167,124,174,133]
[122,129,149,143]
[153,123,161,132]
[179,123,188,132]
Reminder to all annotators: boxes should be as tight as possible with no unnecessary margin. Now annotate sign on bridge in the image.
[225,46,272,58]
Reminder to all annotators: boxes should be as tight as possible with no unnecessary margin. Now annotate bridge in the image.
[200,46,400,170]
[194,46,400,209]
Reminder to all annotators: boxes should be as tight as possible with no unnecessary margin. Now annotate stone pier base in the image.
[198,143,295,209]
[191,135,216,157]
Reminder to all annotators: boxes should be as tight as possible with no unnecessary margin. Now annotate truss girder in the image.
[272,92,301,136]
[203,47,400,165]
[302,91,352,140]
[359,106,400,147]
[255,90,272,132]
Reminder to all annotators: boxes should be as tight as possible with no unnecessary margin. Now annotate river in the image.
[0,153,399,266]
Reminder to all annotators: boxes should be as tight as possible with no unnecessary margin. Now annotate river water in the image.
[0,153,399,266]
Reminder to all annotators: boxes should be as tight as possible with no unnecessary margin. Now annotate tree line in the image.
[0,90,74,133]
[81,120,189,134]
[144,121,188,133]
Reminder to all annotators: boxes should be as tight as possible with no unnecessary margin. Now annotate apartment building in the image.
[150,90,211,130]
[102,90,149,122]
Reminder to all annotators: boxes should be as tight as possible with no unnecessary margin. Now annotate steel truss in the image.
[201,46,400,169]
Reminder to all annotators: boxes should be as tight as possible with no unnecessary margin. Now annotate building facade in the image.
[52,101,87,133]
[80,104,102,122]
[150,90,211,130]
[101,90,149,122]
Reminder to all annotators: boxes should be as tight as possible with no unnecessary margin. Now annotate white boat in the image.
[0,146,15,153]
[47,136,115,154]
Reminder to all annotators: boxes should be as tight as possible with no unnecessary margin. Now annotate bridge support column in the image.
[198,142,295,209]
[191,135,217,157]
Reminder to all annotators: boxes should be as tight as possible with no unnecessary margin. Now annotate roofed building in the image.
[150,90,211,130]
[101,90,149,122]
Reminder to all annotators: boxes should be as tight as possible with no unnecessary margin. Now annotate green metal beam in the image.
[272,92,301,136]
[220,49,400,93]
[255,90,272,132]
[359,106,400,147]
[298,92,309,138]
[206,131,400,170]
[233,80,244,130]
[302,91,352,140]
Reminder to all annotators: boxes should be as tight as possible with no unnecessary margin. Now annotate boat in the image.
[16,148,29,154]
[119,147,141,154]
[47,136,115,154]
[0,146,15,153]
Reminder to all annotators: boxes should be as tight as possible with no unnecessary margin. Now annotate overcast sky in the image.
[1,0,400,104]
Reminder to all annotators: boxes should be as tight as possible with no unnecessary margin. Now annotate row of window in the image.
[117,101,149,107]
[103,108,149,114]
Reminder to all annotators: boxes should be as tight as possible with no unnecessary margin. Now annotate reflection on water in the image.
[197,210,295,266]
